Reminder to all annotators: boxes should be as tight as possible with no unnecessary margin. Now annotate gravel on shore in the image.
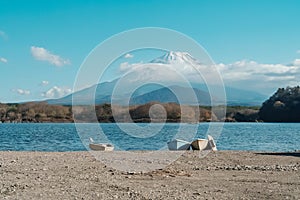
[0,151,299,200]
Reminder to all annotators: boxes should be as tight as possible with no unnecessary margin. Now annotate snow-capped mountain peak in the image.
[150,51,200,65]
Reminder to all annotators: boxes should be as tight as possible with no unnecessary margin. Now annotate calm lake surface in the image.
[0,123,299,152]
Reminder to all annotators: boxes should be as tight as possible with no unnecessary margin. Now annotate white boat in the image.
[191,135,217,151]
[89,138,114,151]
[167,139,191,151]
[89,143,114,151]
[191,139,208,151]
[207,135,217,151]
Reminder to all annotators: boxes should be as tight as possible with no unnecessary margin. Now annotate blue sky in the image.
[0,0,300,102]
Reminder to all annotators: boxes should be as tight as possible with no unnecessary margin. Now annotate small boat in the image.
[89,143,114,151]
[191,139,209,151]
[167,139,191,151]
[191,135,217,151]
[207,135,217,151]
[89,138,114,151]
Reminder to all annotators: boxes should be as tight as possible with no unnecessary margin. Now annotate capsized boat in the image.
[89,138,114,151]
[167,139,191,151]
[191,135,217,151]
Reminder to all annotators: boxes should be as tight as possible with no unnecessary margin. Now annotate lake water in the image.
[0,123,299,152]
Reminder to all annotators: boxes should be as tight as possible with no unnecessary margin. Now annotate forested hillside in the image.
[259,86,300,122]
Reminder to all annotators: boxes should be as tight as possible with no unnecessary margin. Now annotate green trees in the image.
[259,86,300,122]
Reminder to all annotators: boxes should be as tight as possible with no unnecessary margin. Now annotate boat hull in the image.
[167,139,191,151]
[89,143,114,151]
[191,139,209,151]
[191,135,217,151]
[207,135,217,151]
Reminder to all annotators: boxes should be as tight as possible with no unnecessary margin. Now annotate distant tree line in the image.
[0,102,72,123]
[75,102,217,123]
[0,102,256,123]
[2,86,298,123]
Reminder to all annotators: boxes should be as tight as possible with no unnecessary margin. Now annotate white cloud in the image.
[293,59,300,66]
[41,80,49,86]
[212,59,300,93]
[42,86,72,99]
[117,52,300,94]
[124,53,134,58]
[119,62,130,71]
[31,46,71,67]
[297,50,300,54]
[266,75,295,81]
[15,89,30,95]
[117,61,209,90]
[216,60,300,81]
[0,57,8,63]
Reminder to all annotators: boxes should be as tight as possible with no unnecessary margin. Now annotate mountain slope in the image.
[47,51,268,106]
[190,83,267,106]
[130,85,212,105]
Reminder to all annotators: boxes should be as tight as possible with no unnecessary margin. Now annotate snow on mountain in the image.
[150,51,201,65]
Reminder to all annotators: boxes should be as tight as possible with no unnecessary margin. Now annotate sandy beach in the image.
[0,151,299,200]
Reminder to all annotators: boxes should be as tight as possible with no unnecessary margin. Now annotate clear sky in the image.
[0,0,300,102]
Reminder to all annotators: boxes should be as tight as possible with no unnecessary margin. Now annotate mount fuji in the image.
[150,51,201,65]
[47,51,267,106]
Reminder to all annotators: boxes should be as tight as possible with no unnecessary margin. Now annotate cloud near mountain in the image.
[215,59,300,92]
[118,52,219,87]
[118,51,300,94]
[42,86,72,99]
[14,89,30,95]
[124,53,134,58]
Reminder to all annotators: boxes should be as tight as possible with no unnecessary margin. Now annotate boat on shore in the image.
[167,139,191,151]
[89,138,114,151]
[191,135,217,151]
[207,135,217,151]
[89,143,114,151]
